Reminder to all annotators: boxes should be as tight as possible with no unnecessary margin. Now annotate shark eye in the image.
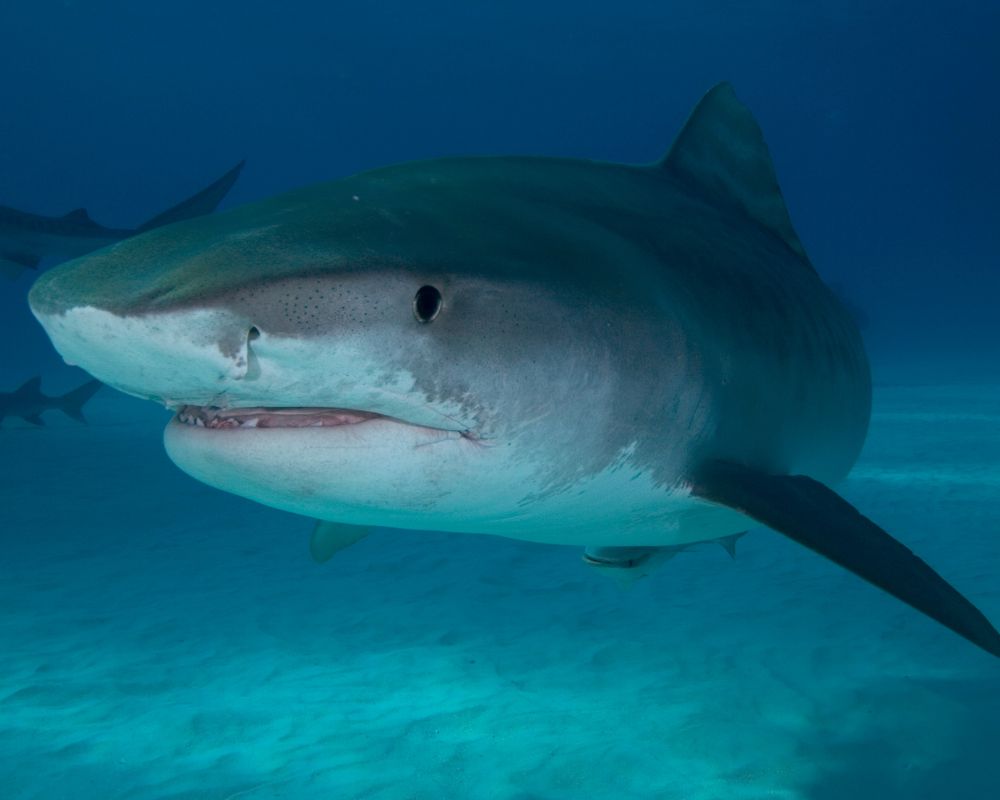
[413,285,443,323]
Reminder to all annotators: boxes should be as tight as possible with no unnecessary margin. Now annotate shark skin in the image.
[0,376,102,427]
[28,84,1000,657]
[0,160,245,279]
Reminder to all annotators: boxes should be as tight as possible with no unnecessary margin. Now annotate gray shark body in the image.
[29,85,1000,657]
[0,376,101,427]
[0,160,244,278]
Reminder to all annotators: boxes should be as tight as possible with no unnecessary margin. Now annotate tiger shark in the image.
[0,160,244,279]
[28,84,1000,657]
[0,375,101,427]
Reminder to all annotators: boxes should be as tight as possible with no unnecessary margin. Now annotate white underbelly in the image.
[164,419,752,548]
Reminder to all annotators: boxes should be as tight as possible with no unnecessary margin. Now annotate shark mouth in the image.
[175,405,384,430]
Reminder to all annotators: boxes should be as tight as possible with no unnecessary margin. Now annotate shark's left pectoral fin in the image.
[309,520,372,563]
[690,460,1000,658]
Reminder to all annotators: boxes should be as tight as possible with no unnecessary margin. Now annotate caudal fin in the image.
[57,379,103,423]
[136,160,245,233]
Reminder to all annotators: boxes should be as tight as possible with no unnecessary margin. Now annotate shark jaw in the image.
[161,403,491,529]
[173,404,465,433]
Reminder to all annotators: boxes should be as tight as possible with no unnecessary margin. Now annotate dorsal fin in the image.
[61,208,95,226]
[14,376,42,396]
[659,83,810,264]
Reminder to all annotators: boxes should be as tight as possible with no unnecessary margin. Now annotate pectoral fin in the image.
[690,460,1000,658]
[716,532,746,559]
[309,520,371,563]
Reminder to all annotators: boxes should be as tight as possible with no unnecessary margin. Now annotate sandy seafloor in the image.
[1,377,998,800]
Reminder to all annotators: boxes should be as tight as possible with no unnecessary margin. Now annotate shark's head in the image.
[29,158,687,535]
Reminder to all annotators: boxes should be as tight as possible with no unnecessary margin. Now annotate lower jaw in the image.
[175,405,390,431]
[161,411,470,525]
[168,406,476,449]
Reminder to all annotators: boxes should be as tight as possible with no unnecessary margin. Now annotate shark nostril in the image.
[244,326,262,381]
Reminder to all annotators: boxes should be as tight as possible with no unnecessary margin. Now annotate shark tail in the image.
[57,379,103,423]
[136,160,245,233]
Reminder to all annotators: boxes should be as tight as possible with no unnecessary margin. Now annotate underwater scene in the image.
[1,2,998,798]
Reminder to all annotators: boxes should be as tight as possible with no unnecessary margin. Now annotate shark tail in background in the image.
[136,159,245,233]
[57,379,103,423]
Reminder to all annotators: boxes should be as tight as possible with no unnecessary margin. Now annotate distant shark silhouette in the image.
[0,160,245,279]
[0,376,102,427]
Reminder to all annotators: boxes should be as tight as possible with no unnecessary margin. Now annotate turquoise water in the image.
[2,1,998,797]
[2,382,998,798]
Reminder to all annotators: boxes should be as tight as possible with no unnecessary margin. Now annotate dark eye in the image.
[413,285,443,323]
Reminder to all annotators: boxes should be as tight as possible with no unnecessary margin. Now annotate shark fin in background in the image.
[659,82,810,264]
[57,379,103,423]
[137,160,246,233]
[690,459,1000,658]
[60,208,97,227]
[14,376,42,396]
[0,250,42,277]
[309,520,371,563]
[23,413,45,426]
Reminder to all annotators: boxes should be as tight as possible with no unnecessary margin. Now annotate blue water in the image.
[1,2,998,798]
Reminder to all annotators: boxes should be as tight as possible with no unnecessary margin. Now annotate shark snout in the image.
[30,295,257,407]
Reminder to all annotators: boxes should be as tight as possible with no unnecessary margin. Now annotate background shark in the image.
[29,84,1000,658]
[0,160,244,279]
[0,375,101,427]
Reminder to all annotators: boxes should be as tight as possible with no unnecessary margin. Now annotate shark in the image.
[0,160,245,279]
[0,376,102,427]
[28,84,1000,658]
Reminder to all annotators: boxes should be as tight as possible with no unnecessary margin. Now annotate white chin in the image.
[162,417,465,527]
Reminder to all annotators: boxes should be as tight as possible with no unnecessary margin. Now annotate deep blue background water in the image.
[1,0,997,385]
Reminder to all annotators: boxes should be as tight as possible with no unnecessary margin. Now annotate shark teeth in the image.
[175,405,381,430]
